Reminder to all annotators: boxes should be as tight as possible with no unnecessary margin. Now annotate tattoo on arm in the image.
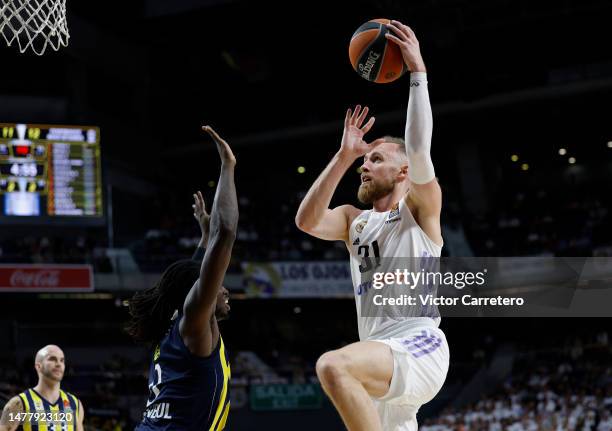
[0,397,24,431]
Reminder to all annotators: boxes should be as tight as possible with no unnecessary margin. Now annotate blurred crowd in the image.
[0,235,113,271]
[1,165,611,271]
[421,332,611,431]
[465,186,612,258]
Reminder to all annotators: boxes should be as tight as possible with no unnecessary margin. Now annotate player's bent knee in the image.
[316,350,350,388]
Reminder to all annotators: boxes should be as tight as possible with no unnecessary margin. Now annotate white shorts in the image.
[371,326,450,431]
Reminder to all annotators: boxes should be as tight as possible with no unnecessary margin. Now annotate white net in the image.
[0,0,69,55]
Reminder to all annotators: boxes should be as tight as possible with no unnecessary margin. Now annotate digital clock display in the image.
[0,123,103,221]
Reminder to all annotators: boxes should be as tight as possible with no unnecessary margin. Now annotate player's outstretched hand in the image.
[385,20,426,73]
[193,190,210,238]
[202,125,236,167]
[339,105,385,160]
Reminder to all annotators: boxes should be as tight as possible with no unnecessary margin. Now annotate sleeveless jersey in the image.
[348,198,442,341]
[135,316,231,431]
[17,388,79,431]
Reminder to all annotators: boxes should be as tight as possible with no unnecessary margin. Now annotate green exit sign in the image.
[250,384,323,411]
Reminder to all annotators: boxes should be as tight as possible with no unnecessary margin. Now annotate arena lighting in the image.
[207,180,216,187]
[521,163,529,171]
[559,148,567,155]
[607,141,612,148]
[356,167,363,174]
[297,166,306,174]
[569,157,576,164]
[511,154,519,162]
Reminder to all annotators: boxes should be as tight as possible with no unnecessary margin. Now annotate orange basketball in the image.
[349,18,408,84]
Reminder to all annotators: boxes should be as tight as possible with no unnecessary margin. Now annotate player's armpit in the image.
[0,396,24,431]
[405,180,443,246]
[298,205,360,242]
[406,178,441,215]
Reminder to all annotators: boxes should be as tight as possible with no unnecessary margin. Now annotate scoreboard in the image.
[0,123,103,222]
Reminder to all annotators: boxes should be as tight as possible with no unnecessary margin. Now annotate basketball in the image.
[349,18,408,84]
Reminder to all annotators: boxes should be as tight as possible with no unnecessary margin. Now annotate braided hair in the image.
[126,259,200,345]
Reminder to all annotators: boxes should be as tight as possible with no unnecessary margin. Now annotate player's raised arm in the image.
[386,21,442,243]
[0,397,24,431]
[181,126,238,348]
[295,106,384,242]
[191,190,210,261]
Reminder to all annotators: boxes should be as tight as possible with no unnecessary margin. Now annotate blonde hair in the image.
[382,136,408,162]
[382,135,405,146]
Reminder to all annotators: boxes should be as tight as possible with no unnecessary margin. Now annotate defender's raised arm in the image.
[181,126,238,350]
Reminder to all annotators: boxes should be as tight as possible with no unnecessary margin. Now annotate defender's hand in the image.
[192,190,210,238]
[202,125,236,167]
[339,105,385,160]
[385,20,426,73]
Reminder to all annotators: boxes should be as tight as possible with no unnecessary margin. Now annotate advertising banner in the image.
[0,264,94,292]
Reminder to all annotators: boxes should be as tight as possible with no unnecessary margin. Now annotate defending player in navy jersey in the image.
[127,126,237,431]
[296,22,448,431]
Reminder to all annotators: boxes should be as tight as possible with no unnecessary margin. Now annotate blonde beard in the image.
[357,180,395,204]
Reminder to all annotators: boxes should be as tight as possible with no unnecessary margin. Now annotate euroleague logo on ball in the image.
[349,18,408,84]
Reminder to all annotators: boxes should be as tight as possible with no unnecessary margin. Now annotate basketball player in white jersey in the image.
[295,21,449,431]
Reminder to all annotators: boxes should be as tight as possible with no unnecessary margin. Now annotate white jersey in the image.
[348,198,442,341]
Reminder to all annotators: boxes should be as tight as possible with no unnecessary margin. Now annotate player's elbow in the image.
[218,224,237,241]
[210,221,237,245]
[295,213,316,234]
[295,213,307,231]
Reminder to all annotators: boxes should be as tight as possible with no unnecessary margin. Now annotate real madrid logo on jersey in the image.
[355,220,367,233]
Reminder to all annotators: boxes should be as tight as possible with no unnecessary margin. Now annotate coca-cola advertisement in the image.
[0,264,94,292]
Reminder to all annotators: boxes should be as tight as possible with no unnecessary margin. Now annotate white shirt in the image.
[348,198,442,341]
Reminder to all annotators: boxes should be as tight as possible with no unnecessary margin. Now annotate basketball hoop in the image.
[0,0,69,55]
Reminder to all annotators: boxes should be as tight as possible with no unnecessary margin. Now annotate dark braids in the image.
[125,259,201,345]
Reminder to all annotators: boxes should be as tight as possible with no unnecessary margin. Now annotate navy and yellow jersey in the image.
[17,388,80,431]
[136,315,231,431]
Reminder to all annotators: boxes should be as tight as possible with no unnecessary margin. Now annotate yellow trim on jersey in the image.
[18,393,32,431]
[18,389,78,431]
[28,390,48,431]
[59,391,75,431]
[68,393,79,422]
[216,402,230,431]
[209,337,231,431]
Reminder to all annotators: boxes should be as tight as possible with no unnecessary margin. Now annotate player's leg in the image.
[316,340,394,431]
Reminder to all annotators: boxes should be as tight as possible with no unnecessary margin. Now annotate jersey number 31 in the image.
[358,240,381,273]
